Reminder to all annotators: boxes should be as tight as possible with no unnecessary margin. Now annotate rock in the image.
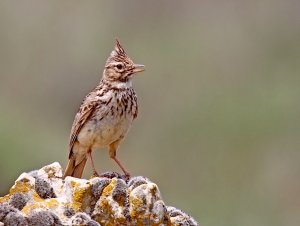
[4,211,28,226]
[0,204,19,221]
[71,212,100,226]
[0,162,199,226]
[168,206,199,225]
[28,210,63,226]
[8,193,29,210]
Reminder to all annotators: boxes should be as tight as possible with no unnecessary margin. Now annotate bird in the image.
[63,39,145,179]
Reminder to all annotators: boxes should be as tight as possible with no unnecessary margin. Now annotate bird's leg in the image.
[87,150,99,177]
[109,140,130,177]
[112,156,130,177]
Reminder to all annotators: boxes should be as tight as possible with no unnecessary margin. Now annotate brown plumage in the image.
[63,39,145,178]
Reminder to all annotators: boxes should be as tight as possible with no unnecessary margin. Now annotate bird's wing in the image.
[68,98,98,159]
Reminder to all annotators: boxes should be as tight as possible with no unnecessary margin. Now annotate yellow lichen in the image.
[22,203,42,215]
[129,195,145,218]
[93,187,116,224]
[93,178,132,225]
[101,178,117,197]
[32,191,44,202]
[0,195,10,203]
[9,180,33,194]
[45,198,59,209]
[22,198,59,215]
[71,181,92,212]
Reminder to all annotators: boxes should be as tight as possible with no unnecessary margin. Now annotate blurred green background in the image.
[0,1,300,225]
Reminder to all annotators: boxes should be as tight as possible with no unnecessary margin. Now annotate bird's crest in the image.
[115,39,126,56]
[108,39,127,59]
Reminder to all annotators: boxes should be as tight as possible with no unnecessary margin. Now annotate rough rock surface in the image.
[0,162,198,226]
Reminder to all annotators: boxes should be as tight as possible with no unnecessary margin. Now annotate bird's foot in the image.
[122,171,131,182]
[92,170,100,178]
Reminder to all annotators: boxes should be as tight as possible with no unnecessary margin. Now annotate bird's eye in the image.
[116,64,124,70]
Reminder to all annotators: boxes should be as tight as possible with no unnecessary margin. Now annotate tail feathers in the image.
[63,157,87,179]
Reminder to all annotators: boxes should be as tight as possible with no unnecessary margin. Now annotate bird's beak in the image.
[132,64,145,74]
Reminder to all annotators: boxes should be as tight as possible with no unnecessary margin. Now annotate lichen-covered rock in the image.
[167,206,199,226]
[0,162,198,226]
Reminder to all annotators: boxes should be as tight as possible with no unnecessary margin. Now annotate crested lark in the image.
[63,40,145,178]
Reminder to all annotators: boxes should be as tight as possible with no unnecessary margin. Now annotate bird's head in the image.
[103,39,145,85]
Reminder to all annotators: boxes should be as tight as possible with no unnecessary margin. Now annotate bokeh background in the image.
[1,1,300,225]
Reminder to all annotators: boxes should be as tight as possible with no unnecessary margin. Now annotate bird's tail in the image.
[63,156,87,179]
